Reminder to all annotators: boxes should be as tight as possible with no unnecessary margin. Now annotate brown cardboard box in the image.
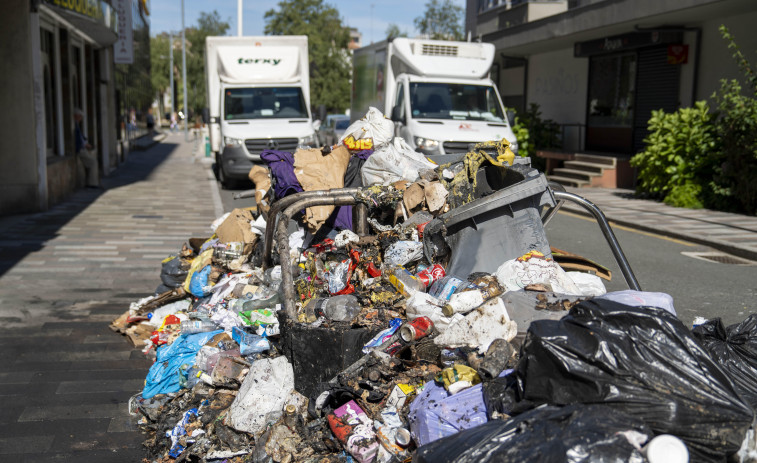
[215,208,258,253]
[293,145,350,232]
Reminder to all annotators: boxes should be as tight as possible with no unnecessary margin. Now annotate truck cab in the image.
[390,75,517,161]
[351,38,517,163]
[205,36,318,188]
[217,84,317,185]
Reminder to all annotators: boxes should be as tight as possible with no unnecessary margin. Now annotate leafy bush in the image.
[664,182,704,209]
[510,104,561,171]
[631,101,717,206]
[632,26,757,214]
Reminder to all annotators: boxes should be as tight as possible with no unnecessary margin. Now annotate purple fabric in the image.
[331,206,353,230]
[352,149,374,160]
[260,150,303,199]
[262,148,374,230]
[408,369,513,446]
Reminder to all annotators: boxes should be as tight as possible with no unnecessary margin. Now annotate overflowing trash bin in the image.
[111,107,757,463]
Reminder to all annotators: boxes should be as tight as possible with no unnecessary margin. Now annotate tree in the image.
[182,11,230,117]
[414,0,464,41]
[386,24,408,40]
[150,34,170,115]
[264,0,351,112]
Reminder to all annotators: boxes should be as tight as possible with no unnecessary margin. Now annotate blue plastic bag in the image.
[142,330,223,399]
[188,265,212,297]
[231,326,270,356]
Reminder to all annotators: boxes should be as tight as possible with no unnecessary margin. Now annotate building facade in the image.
[468,0,757,155]
[0,0,149,216]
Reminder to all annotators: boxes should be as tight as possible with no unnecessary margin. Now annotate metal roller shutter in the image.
[633,46,681,152]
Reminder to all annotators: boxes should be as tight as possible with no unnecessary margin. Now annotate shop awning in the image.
[41,0,118,47]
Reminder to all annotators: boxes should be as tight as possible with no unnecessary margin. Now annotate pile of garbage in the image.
[112,108,757,463]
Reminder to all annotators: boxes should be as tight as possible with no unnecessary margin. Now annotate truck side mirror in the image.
[201,108,210,124]
[391,106,404,123]
[318,105,327,122]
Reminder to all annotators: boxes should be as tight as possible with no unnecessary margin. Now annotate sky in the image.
[148,0,467,43]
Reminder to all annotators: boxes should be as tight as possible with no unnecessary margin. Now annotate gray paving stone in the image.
[56,379,144,395]
[18,403,122,421]
[0,435,55,454]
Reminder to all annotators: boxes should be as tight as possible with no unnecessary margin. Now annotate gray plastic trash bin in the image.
[440,166,555,276]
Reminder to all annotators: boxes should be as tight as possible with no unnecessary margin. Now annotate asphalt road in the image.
[218,177,256,212]
[215,173,757,328]
[545,210,757,327]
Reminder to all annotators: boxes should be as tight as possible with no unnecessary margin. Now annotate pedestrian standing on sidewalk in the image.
[146,108,155,132]
[74,108,102,189]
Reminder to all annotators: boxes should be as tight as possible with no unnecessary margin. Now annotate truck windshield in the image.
[224,87,309,120]
[409,83,506,122]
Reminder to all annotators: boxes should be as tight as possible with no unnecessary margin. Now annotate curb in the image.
[560,204,757,262]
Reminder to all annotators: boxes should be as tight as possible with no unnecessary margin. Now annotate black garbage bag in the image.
[414,404,652,463]
[160,255,188,288]
[693,315,757,409]
[511,299,753,462]
[481,373,520,419]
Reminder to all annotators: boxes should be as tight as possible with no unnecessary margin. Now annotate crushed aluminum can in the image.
[399,316,434,342]
[416,264,445,288]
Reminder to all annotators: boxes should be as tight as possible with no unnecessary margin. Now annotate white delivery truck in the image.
[205,36,319,187]
[351,38,517,160]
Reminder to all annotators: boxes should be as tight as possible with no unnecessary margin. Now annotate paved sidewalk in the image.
[562,187,757,261]
[0,132,219,461]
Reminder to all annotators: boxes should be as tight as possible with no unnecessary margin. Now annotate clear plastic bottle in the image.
[183,366,203,389]
[305,295,361,322]
[263,266,282,286]
[242,287,281,311]
[180,319,218,334]
[383,266,426,297]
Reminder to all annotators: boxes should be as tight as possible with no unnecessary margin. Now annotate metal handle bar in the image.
[552,190,641,291]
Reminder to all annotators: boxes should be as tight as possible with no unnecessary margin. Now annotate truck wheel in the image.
[218,162,230,189]
[218,163,240,190]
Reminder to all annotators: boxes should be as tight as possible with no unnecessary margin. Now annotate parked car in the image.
[319,114,350,146]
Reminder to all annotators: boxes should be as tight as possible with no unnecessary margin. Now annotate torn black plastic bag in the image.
[414,404,651,463]
[512,299,753,462]
[160,255,188,288]
[693,315,757,409]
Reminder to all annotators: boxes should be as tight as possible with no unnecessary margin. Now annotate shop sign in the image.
[575,31,682,57]
[667,44,689,64]
[42,0,115,26]
[113,0,133,64]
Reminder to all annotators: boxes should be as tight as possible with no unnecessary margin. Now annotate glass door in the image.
[586,52,636,153]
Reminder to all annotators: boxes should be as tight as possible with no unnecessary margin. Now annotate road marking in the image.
[556,210,695,246]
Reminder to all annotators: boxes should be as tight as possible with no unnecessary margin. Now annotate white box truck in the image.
[351,38,517,160]
[206,36,318,187]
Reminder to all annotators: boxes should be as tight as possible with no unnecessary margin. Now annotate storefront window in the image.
[586,52,636,152]
[41,27,58,157]
[588,53,635,127]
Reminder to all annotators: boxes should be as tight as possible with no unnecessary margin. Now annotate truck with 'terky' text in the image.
[206,36,318,187]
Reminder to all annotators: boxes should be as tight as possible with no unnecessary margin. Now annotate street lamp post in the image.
[238,0,243,37]
[169,31,174,119]
[181,0,188,141]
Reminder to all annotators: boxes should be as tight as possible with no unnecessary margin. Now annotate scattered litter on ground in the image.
[112,108,757,463]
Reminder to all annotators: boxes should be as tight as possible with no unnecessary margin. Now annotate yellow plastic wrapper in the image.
[439,364,481,394]
[182,248,214,293]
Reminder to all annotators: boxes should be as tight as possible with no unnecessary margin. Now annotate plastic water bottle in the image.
[305,295,361,322]
[180,319,217,334]
[384,266,426,297]
[241,288,281,311]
